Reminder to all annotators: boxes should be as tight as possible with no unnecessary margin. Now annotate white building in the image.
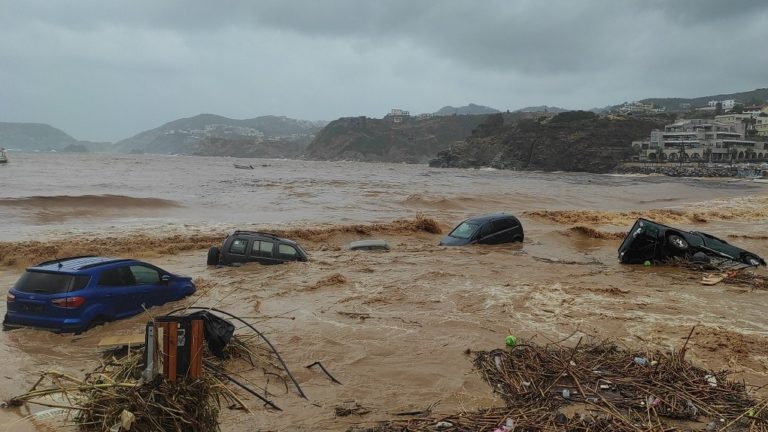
[707,99,738,112]
[633,119,765,162]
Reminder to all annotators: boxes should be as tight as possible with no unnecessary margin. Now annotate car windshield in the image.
[449,222,479,239]
[13,271,90,294]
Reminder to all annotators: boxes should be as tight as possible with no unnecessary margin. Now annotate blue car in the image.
[3,256,196,333]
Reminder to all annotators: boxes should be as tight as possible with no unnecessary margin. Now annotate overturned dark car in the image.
[618,218,765,266]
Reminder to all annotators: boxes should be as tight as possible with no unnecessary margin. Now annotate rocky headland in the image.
[429,111,666,173]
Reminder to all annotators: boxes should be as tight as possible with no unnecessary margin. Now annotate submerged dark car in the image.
[207,231,309,266]
[439,213,524,246]
[618,218,765,266]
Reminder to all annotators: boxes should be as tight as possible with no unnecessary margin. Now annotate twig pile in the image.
[665,257,768,291]
[722,272,768,291]
[352,339,768,431]
[7,333,289,431]
[77,374,221,431]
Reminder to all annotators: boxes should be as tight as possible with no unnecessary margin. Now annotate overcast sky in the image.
[1,0,767,142]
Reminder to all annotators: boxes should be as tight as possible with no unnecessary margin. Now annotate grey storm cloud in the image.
[1,0,767,141]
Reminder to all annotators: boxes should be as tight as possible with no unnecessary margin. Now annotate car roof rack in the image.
[231,230,283,240]
[77,258,135,270]
[35,255,97,267]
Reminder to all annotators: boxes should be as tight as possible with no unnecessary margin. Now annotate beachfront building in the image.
[633,119,766,162]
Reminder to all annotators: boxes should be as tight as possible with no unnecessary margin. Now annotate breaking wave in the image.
[0,215,443,268]
[525,195,768,226]
[0,194,181,209]
[562,226,626,240]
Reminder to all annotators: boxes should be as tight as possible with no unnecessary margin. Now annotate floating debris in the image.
[351,337,767,431]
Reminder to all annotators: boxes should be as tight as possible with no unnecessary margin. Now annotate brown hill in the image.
[303,115,488,163]
[430,111,668,173]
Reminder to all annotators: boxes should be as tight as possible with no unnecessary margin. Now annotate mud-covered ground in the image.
[0,154,767,431]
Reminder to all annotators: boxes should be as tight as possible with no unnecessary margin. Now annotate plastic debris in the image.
[505,335,517,347]
[120,409,136,430]
[435,421,453,429]
[561,389,571,399]
[634,357,648,366]
[686,400,699,416]
[705,374,718,387]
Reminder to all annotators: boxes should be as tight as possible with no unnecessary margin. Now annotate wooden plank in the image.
[189,319,203,379]
[97,334,145,348]
[701,273,728,286]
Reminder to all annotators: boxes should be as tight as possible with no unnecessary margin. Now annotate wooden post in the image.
[158,321,179,382]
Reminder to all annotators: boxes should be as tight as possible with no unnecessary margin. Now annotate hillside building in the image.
[388,108,410,123]
[614,101,662,115]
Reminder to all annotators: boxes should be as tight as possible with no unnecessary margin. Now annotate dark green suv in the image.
[207,231,309,266]
[618,218,765,266]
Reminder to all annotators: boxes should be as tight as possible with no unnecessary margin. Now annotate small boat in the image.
[0,148,7,164]
[233,164,254,170]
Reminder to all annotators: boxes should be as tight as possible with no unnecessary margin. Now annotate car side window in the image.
[250,241,274,258]
[229,238,248,255]
[479,223,494,238]
[278,244,298,260]
[130,265,161,285]
[98,267,136,287]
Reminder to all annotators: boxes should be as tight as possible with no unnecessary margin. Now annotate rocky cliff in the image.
[303,115,487,163]
[430,111,666,173]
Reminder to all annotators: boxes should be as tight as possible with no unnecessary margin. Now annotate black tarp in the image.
[184,310,235,358]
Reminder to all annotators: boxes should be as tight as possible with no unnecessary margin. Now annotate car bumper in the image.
[3,312,85,333]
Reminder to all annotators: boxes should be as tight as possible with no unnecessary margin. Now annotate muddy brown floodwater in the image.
[0,153,767,431]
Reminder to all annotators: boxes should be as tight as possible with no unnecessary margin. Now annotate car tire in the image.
[207,247,221,265]
[743,254,761,266]
[667,234,689,251]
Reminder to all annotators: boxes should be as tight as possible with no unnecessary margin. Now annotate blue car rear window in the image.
[13,271,90,294]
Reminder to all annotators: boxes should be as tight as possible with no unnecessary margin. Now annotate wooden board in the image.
[701,273,728,286]
[97,334,145,348]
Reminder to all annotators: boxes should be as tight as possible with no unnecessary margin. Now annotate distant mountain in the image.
[304,114,489,163]
[0,122,79,151]
[434,103,500,116]
[115,114,326,155]
[515,105,569,113]
[617,88,768,112]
